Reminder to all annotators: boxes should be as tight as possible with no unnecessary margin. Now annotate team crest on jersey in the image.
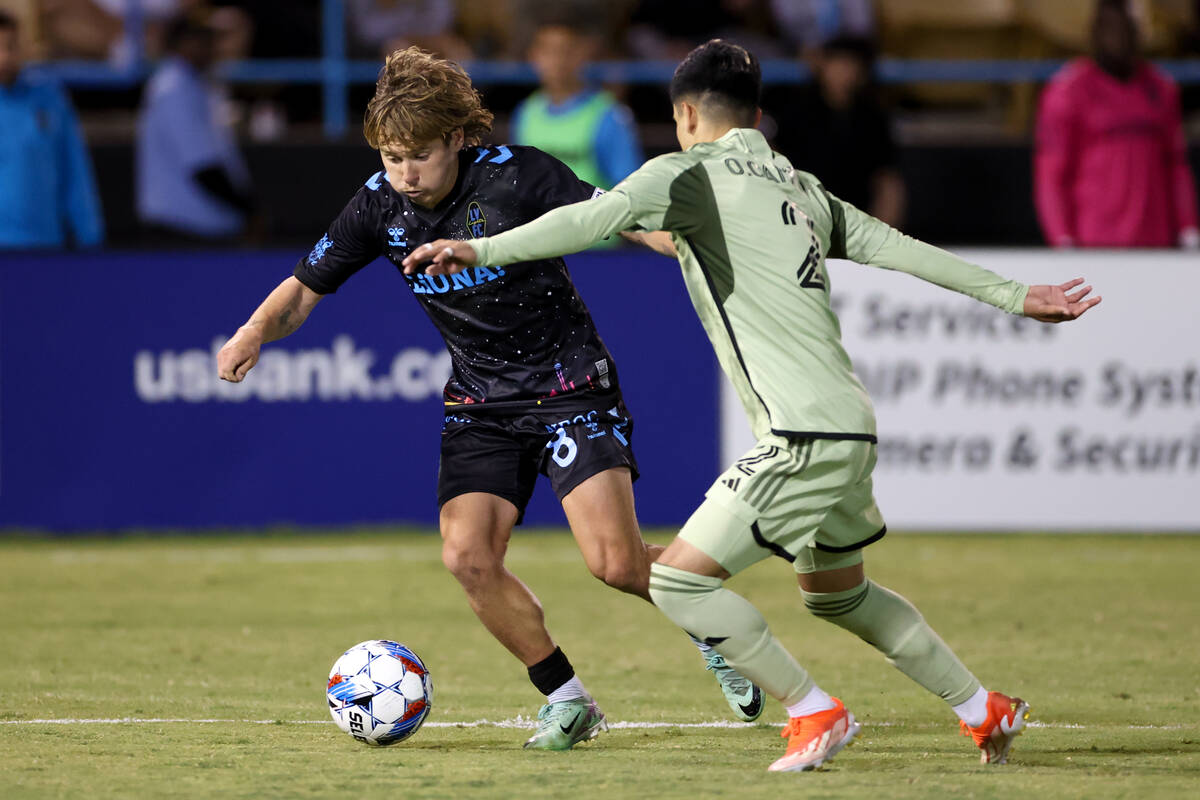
[466,202,486,238]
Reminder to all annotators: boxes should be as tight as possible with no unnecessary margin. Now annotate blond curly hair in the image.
[364,47,494,150]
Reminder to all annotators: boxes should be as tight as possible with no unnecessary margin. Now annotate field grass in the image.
[1,530,1198,798]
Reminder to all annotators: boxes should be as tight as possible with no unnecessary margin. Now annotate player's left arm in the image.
[828,189,1100,323]
[1021,279,1102,323]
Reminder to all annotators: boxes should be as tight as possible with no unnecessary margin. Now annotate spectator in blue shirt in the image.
[511,18,643,191]
[0,10,105,250]
[137,12,253,241]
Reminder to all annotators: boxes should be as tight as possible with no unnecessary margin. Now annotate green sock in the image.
[802,580,980,705]
[650,563,814,705]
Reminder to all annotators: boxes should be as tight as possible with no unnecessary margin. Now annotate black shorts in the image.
[437,392,639,524]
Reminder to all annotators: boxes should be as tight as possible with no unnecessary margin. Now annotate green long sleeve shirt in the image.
[471,128,1029,440]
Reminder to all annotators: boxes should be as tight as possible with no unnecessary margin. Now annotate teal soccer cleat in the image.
[704,650,765,722]
[523,698,608,750]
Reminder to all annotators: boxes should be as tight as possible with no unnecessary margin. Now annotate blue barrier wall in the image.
[0,250,719,531]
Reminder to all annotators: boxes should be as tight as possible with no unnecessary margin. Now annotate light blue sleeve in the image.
[594,104,644,187]
[158,82,224,172]
[51,86,105,247]
[510,97,530,143]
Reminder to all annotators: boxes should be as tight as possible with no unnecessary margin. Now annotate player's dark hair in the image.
[365,47,494,150]
[0,9,19,33]
[669,39,761,125]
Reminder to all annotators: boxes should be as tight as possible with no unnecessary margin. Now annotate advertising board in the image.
[0,250,716,530]
[720,250,1200,530]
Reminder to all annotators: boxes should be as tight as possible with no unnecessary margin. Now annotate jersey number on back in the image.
[782,201,827,291]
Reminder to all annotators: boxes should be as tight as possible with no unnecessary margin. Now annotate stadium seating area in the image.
[9,1,1199,61]
[1,0,1197,246]
[10,1,1200,110]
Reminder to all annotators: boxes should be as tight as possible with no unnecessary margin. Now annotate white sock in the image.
[689,634,715,655]
[785,685,835,718]
[546,675,588,705]
[952,686,989,728]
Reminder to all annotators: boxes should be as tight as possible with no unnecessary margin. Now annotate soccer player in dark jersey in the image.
[215,47,762,750]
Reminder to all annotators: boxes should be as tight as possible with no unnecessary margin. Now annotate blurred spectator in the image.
[346,0,471,61]
[136,12,252,241]
[1186,0,1200,51]
[627,0,783,60]
[512,19,644,190]
[770,36,904,227]
[36,0,123,59]
[217,1,316,59]
[770,0,874,53]
[1035,0,1199,249]
[43,1,253,64]
[193,1,318,137]
[91,0,253,63]
[88,0,181,64]
[504,0,630,59]
[1178,0,1200,114]
[0,10,105,249]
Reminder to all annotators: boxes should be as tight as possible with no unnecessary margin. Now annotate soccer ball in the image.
[326,640,433,746]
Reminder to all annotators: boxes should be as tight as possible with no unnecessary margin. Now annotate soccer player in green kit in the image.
[404,40,1101,772]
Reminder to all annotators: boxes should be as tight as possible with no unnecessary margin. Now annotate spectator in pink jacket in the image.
[1035,0,1199,249]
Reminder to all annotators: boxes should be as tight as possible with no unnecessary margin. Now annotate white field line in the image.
[0,718,1189,731]
[45,545,586,566]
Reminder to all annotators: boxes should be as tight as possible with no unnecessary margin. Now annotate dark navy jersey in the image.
[294,144,620,406]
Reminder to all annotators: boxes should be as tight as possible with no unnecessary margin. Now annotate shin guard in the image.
[802,580,980,705]
[650,563,813,705]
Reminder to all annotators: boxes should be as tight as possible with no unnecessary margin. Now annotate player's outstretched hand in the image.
[402,240,479,275]
[217,328,262,382]
[1023,278,1101,323]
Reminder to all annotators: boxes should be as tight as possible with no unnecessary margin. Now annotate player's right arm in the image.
[217,277,323,382]
[619,230,677,257]
[218,179,385,382]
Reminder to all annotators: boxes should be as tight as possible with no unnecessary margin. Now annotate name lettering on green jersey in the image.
[723,157,795,187]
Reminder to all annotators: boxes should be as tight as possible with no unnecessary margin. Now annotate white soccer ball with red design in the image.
[326,640,433,746]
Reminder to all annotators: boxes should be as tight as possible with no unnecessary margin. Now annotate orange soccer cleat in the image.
[767,697,860,772]
[960,691,1031,764]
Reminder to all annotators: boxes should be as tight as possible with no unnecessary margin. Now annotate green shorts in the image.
[679,435,887,576]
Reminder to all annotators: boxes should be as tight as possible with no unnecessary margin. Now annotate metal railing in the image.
[27,0,1200,138]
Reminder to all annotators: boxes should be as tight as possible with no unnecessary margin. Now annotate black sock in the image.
[527,647,575,696]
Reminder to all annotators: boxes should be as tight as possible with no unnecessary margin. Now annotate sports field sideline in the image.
[2,530,1197,798]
